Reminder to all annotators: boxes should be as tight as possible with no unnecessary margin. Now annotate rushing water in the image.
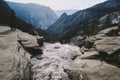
[32,42,82,80]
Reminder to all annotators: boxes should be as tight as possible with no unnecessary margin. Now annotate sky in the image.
[6,0,107,10]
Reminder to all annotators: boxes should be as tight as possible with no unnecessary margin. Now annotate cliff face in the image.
[7,2,58,30]
[99,11,120,27]
[47,0,120,39]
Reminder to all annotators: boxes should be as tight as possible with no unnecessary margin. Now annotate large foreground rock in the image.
[95,37,120,55]
[94,27,120,63]
[95,26,119,39]
[79,59,120,80]
[0,26,32,80]
[95,36,120,63]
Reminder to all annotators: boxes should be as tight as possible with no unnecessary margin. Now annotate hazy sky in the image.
[6,0,107,10]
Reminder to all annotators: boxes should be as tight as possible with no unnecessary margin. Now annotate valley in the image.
[0,0,120,80]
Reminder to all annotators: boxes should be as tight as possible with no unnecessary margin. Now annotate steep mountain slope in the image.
[7,2,58,30]
[0,0,11,25]
[55,9,79,17]
[0,0,47,37]
[47,0,120,39]
[99,11,120,27]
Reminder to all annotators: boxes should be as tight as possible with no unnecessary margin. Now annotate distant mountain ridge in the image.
[7,2,58,30]
[55,9,79,17]
[47,0,120,39]
[0,0,47,36]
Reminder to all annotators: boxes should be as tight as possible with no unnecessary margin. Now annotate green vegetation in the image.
[118,12,120,31]
[79,18,99,37]
[90,18,100,35]
[118,23,120,31]
[80,24,93,36]
[84,40,94,49]
[10,9,16,31]
[77,18,99,49]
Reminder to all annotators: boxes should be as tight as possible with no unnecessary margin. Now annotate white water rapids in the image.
[31,42,83,80]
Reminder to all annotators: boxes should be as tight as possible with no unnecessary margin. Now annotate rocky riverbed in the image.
[0,26,120,80]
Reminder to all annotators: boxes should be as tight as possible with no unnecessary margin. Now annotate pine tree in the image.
[80,24,92,36]
[90,18,99,35]
[118,11,120,31]
[10,9,16,31]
